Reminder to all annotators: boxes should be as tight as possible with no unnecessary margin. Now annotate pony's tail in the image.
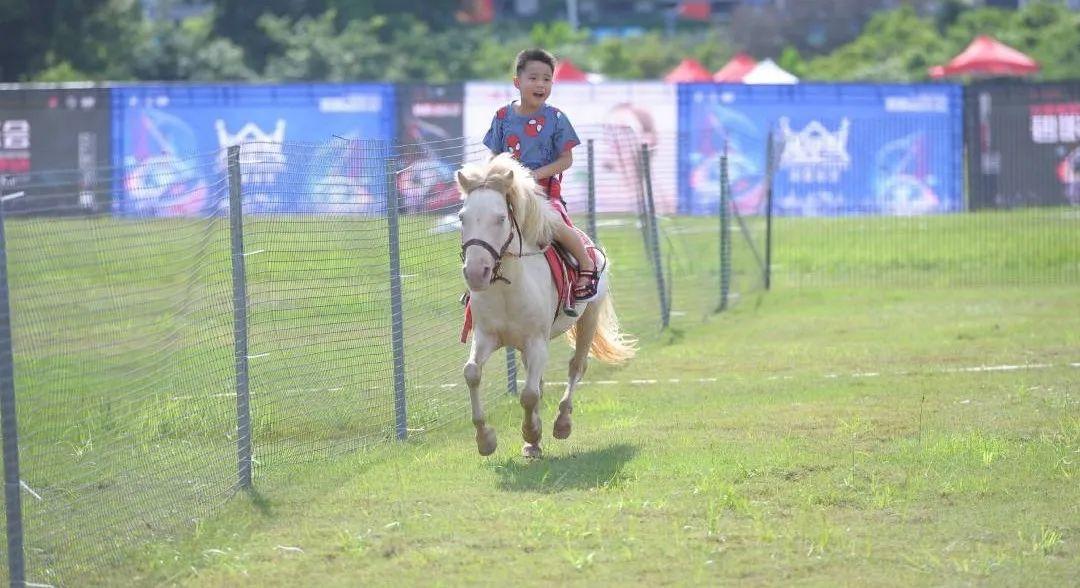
[569,293,637,364]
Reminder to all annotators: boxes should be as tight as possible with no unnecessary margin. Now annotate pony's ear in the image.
[492,167,514,187]
[456,170,475,193]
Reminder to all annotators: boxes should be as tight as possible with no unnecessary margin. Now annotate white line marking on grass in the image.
[407,362,1075,392]
[1,191,26,202]
[20,480,42,501]
[172,393,235,401]
[950,363,1052,373]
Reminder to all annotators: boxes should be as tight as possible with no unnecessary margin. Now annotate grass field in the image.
[1,207,1077,585]
[108,285,1078,587]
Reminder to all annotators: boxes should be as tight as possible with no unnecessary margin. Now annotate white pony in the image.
[457,153,637,459]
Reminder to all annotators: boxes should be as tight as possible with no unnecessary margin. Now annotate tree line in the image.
[2,0,1078,84]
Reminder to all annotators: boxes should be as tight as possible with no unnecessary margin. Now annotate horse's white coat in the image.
[457,154,636,458]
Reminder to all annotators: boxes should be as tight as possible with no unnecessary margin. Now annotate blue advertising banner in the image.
[678,83,964,216]
[112,84,395,216]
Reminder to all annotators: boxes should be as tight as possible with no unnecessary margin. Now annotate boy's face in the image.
[514,60,553,109]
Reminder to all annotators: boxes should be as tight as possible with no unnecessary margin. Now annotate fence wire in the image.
[0,126,739,583]
[3,120,1074,584]
[2,152,238,584]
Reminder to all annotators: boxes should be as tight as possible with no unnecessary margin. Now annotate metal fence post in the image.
[586,139,598,243]
[718,144,732,312]
[0,200,25,588]
[385,146,408,440]
[640,143,670,329]
[505,349,517,396]
[764,130,775,291]
[227,146,253,490]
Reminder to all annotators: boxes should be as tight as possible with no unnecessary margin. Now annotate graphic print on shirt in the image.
[524,115,546,137]
[506,134,522,158]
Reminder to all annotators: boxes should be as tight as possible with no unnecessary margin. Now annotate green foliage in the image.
[1007,1,1080,80]
[803,5,947,81]
[804,1,1080,81]
[5,0,1080,83]
[31,60,90,83]
[777,46,806,78]
[130,15,256,81]
[590,30,732,80]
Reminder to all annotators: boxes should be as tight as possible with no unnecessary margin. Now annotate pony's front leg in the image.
[464,331,500,456]
[519,338,548,459]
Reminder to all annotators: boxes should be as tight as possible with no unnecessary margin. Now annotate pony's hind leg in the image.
[519,338,548,459]
[464,332,500,456]
[555,297,601,439]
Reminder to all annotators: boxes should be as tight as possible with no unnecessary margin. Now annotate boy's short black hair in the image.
[514,48,556,76]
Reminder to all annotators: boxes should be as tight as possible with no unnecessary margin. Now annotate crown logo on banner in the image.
[215,119,287,186]
[778,117,851,183]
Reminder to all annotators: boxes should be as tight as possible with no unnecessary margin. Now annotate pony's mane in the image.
[457,153,564,247]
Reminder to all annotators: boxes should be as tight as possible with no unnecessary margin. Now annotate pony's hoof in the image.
[522,443,543,459]
[553,413,572,439]
[477,426,498,456]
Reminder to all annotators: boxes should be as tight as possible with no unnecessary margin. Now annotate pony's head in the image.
[456,153,562,291]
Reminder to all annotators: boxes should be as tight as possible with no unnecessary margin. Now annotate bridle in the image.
[459,200,526,285]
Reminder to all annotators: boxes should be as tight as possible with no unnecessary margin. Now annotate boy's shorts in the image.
[537,177,572,225]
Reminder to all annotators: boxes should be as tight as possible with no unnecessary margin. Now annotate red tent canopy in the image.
[678,1,711,21]
[665,58,713,83]
[929,35,1039,78]
[713,52,758,82]
[554,58,588,82]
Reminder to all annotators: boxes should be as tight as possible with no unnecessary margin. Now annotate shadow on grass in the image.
[493,443,638,493]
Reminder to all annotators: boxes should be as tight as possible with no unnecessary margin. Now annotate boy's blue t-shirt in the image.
[483,102,580,171]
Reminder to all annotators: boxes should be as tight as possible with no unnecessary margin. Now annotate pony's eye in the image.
[497,215,507,224]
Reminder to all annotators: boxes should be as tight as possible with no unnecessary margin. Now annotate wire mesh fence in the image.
[761,114,1080,288]
[1,153,239,584]
[1,123,745,584]
[1,117,1076,583]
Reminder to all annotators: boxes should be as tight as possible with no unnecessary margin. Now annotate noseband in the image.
[460,202,523,285]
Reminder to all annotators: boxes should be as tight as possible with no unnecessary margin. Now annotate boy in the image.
[482,48,599,316]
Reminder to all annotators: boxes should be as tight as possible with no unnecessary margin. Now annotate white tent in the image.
[742,59,799,85]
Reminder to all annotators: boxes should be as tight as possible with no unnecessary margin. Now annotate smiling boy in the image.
[482,49,598,316]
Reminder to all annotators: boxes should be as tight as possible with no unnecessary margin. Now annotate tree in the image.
[130,15,255,81]
[211,0,330,73]
[0,0,145,82]
[802,5,948,81]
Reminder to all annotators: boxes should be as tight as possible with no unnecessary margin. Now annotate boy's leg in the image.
[553,224,598,312]
[554,223,595,277]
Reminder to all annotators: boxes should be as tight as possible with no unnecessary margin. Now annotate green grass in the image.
[105,284,1078,587]
[0,208,1076,585]
[772,207,1080,286]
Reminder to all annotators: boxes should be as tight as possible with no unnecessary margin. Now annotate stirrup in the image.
[573,269,600,300]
